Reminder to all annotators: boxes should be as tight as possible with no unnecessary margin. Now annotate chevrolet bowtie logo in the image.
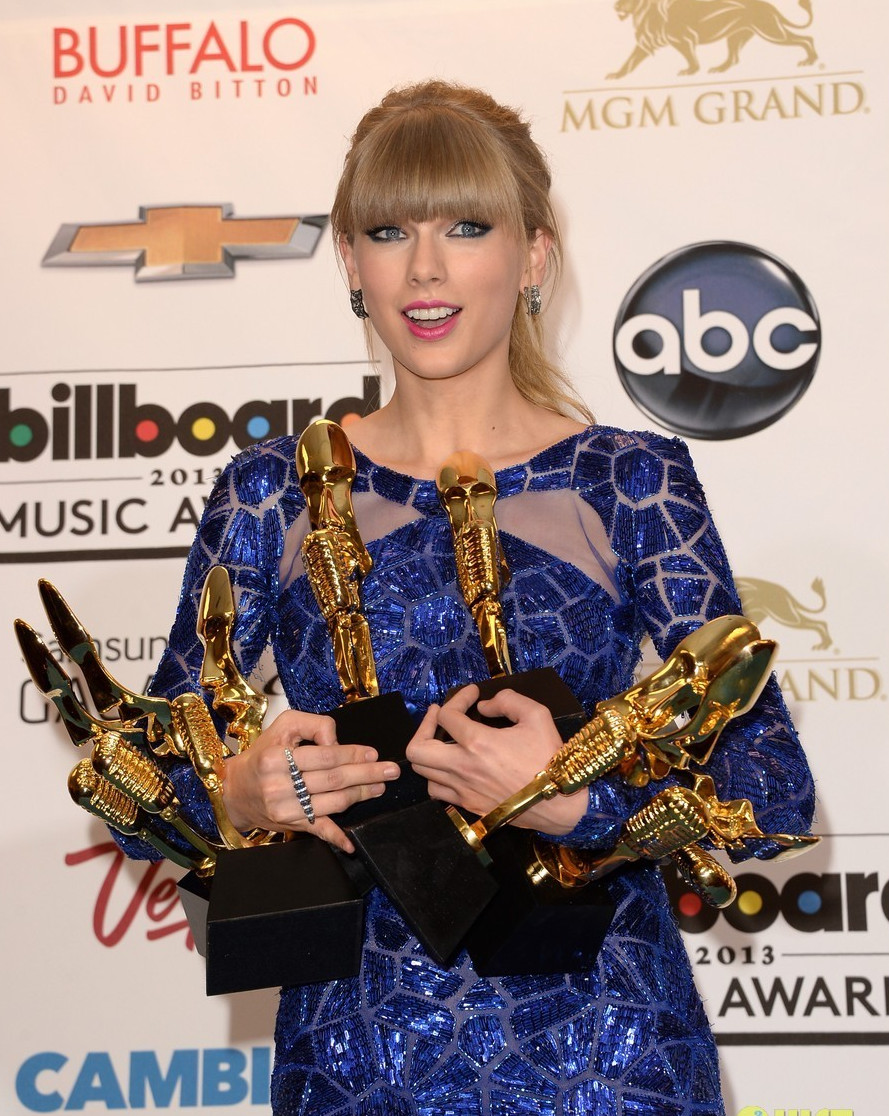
[43,204,328,281]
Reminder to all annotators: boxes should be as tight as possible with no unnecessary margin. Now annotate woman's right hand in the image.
[221,709,400,853]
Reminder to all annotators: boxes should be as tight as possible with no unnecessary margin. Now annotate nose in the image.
[408,227,444,285]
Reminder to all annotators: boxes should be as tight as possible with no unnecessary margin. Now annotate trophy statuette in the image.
[296,418,423,822]
[352,449,610,972]
[351,606,817,967]
[15,570,366,994]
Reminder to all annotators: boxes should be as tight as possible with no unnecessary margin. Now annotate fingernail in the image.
[372,783,386,797]
[383,764,400,779]
[364,748,378,762]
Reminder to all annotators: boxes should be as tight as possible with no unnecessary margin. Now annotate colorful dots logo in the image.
[736,889,764,918]
[664,865,889,933]
[0,377,378,462]
[134,419,160,443]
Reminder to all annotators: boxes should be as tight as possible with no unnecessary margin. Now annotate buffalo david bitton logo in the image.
[607,0,816,78]
[43,204,327,281]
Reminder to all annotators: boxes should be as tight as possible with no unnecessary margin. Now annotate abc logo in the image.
[613,242,820,439]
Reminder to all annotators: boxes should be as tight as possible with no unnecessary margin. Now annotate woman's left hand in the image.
[406,684,588,836]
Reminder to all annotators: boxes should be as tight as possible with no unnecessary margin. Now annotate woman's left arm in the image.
[608,432,816,861]
[409,432,816,858]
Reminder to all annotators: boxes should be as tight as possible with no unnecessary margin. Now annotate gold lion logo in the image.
[607,0,817,78]
[736,576,831,651]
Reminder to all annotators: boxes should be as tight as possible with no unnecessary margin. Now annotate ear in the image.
[525,229,553,288]
[338,234,360,288]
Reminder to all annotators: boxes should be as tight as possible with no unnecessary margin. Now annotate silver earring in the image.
[522,284,541,316]
[350,289,369,319]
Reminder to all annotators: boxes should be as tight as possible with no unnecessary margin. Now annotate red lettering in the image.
[96,845,163,946]
[239,21,262,72]
[53,27,83,78]
[133,24,160,77]
[88,25,126,78]
[145,876,178,923]
[65,842,192,949]
[165,23,191,75]
[263,19,315,71]
[53,19,317,80]
[190,21,236,73]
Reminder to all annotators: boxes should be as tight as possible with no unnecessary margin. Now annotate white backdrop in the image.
[1,2,887,1113]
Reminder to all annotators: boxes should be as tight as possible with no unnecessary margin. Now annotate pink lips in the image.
[402,301,461,341]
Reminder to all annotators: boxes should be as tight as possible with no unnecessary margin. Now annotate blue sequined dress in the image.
[140,426,814,1116]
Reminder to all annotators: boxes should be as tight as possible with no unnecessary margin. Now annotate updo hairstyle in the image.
[331,80,592,422]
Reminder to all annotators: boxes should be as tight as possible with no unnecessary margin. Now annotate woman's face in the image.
[341,216,548,389]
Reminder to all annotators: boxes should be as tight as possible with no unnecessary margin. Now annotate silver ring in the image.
[283,748,315,825]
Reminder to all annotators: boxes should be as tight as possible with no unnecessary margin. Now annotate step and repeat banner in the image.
[2,1,886,1113]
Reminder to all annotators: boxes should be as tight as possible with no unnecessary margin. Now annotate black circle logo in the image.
[613,242,820,439]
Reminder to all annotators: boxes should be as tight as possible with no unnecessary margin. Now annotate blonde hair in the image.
[331,80,593,423]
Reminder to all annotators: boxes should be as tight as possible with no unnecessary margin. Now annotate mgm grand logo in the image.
[738,577,883,704]
[607,0,816,79]
[561,1,867,130]
[737,577,830,651]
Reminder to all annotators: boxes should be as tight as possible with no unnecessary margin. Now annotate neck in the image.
[346,371,584,480]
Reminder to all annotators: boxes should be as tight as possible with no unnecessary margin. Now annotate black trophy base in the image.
[330,691,427,823]
[348,798,498,968]
[438,667,587,743]
[177,837,365,996]
[464,828,615,977]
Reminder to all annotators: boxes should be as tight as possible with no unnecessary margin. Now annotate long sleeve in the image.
[111,437,299,860]
[557,429,815,858]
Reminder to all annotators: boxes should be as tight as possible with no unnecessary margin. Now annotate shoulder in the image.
[572,424,701,500]
[217,435,299,498]
[576,424,693,462]
[204,435,305,524]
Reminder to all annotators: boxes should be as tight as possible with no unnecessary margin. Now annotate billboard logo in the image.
[0,378,379,463]
[607,0,817,79]
[613,241,820,439]
[665,865,889,934]
[43,205,327,281]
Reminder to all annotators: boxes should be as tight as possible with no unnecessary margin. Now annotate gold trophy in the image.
[349,449,596,966]
[437,451,513,678]
[434,451,613,972]
[350,607,805,967]
[297,418,379,703]
[296,418,422,821]
[197,564,267,750]
[15,570,365,994]
[546,773,819,906]
[432,452,586,733]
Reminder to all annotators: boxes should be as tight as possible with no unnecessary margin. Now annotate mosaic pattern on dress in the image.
[124,427,814,1115]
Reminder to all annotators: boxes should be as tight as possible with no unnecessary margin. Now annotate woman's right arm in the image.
[112,440,396,858]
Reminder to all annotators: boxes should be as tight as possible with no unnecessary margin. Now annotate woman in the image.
[141,81,814,1114]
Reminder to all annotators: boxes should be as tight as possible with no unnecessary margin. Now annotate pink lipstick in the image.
[402,301,461,340]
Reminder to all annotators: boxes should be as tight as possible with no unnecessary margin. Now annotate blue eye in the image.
[449,221,491,238]
[366,226,404,242]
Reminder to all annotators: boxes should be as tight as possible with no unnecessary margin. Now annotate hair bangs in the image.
[342,109,527,242]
